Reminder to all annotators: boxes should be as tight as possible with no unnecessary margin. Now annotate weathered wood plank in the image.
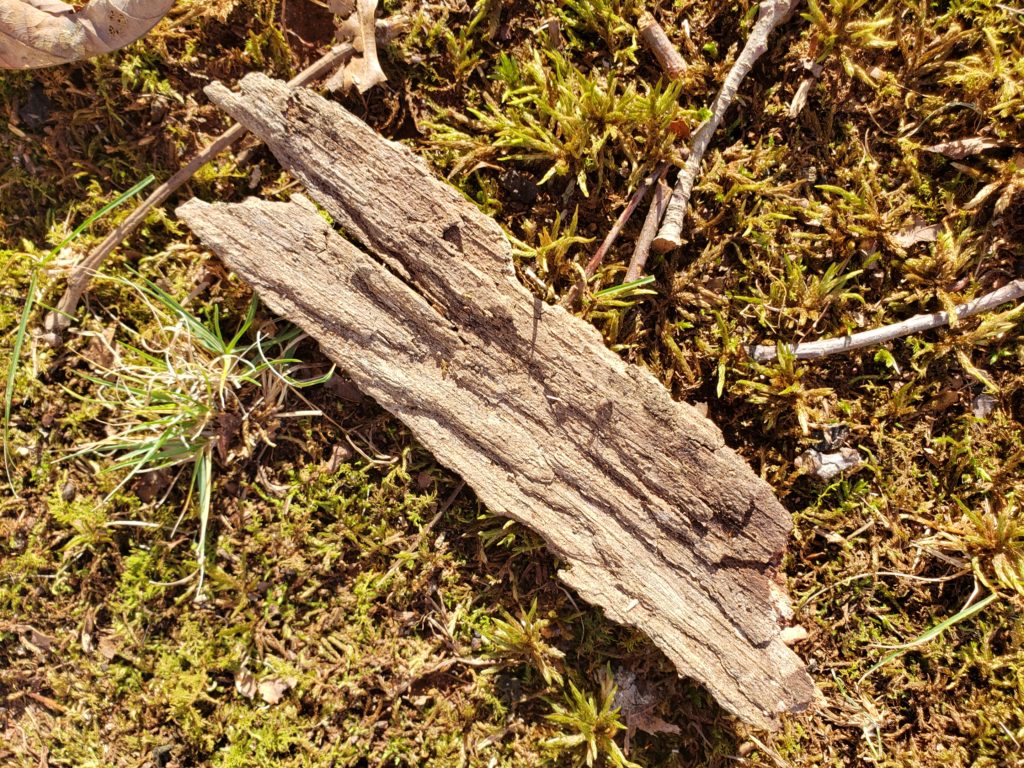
[176,73,817,729]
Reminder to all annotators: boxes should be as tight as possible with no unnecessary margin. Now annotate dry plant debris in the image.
[326,0,387,93]
[0,0,175,68]
[652,0,802,252]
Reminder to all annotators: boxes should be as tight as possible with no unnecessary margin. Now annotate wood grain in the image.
[177,73,817,729]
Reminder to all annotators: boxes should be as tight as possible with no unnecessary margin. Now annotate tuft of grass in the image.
[428,46,686,198]
[64,274,330,598]
[3,176,154,491]
[481,597,566,686]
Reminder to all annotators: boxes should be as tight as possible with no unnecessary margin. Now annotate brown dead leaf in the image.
[80,325,117,370]
[96,632,121,661]
[328,0,386,93]
[21,626,55,655]
[80,609,96,654]
[963,181,1004,211]
[613,668,680,752]
[923,137,1004,160]
[213,411,243,464]
[668,118,690,139]
[0,0,176,69]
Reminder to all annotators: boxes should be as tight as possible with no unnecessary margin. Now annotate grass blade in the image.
[3,176,155,491]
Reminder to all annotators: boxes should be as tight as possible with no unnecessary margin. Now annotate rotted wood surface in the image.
[176,73,817,729]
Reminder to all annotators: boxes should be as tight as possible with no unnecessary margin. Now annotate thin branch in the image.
[638,11,687,79]
[653,0,801,252]
[624,168,671,283]
[561,162,668,308]
[748,279,1024,363]
[42,18,404,345]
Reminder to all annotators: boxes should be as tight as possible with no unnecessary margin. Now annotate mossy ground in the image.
[1,0,1023,766]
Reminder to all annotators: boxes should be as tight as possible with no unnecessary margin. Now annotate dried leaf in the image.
[23,0,73,12]
[891,218,940,249]
[81,609,96,653]
[613,668,681,749]
[258,676,296,705]
[0,0,176,69]
[21,627,55,654]
[796,447,862,481]
[971,393,996,419]
[923,137,1004,160]
[963,181,1003,211]
[80,325,118,370]
[96,633,120,660]
[329,0,385,93]
[328,0,354,14]
[667,117,690,139]
[235,668,258,699]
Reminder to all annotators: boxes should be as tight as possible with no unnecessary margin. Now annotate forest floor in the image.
[1,0,1023,766]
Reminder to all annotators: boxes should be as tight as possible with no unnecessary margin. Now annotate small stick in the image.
[561,162,668,308]
[653,0,801,252]
[624,168,671,283]
[638,11,687,79]
[748,279,1024,363]
[788,59,822,118]
[43,18,402,344]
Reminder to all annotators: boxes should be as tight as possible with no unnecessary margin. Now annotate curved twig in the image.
[653,0,801,251]
[748,280,1024,363]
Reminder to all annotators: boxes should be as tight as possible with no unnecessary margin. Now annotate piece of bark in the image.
[177,73,818,729]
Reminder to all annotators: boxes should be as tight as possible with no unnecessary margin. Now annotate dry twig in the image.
[561,163,668,308]
[653,0,801,252]
[748,280,1024,363]
[624,168,671,283]
[42,17,403,345]
[637,11,687,79]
